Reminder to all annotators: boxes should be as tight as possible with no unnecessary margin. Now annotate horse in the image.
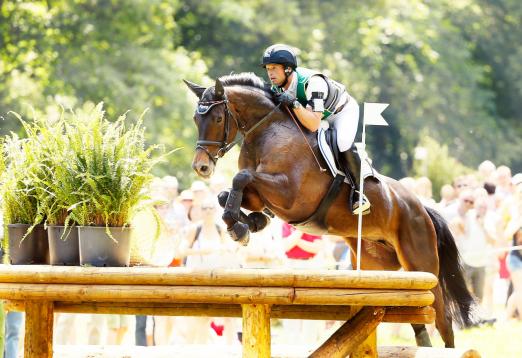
[184,73,475,348]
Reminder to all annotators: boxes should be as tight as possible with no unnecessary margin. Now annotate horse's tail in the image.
[424,205,476,328]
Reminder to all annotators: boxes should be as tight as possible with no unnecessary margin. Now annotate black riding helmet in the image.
[260,44,298,69]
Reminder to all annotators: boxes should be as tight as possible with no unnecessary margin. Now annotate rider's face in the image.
[265,64,286,86]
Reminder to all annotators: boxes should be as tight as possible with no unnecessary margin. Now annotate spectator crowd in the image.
[1,160,521,355]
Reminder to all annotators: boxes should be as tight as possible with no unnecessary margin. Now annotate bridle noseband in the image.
[195,96,280,165]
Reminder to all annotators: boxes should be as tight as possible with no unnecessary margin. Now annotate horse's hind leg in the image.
[411,324,432,347]
[395,210,455,348]
[345,238,433,346]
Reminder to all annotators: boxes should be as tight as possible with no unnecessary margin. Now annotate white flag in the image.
[363,102,389,126]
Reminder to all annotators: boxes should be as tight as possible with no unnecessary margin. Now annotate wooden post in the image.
[351,330,377,358]
[309,306,385,358]
[242,304,271,358]
[24,300,53,358]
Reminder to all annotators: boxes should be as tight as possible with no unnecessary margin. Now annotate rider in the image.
[261,44,370,215]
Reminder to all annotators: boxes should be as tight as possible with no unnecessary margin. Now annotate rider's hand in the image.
[275,92,296,106]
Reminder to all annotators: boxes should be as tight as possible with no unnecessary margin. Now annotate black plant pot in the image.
[78,226,132,267]
[48,225,80,266]
[7,224,50,265]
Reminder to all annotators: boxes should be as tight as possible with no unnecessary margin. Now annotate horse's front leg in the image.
[221,170,257,245]
[217,190,270,234]
[221,168,294,244]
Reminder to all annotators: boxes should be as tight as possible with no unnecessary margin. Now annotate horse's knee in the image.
[232,170,253,190]
[247,212,270,232]
[217,190,229,208]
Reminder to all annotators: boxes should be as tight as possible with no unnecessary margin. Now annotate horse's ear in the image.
[183,79,206,99]
[214,78,225,99]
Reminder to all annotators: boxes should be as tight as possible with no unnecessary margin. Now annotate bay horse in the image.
[184,73,474,348]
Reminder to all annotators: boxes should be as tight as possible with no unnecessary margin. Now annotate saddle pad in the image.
[317,122,379,182]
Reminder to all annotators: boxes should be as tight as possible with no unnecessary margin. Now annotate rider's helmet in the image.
[260,44,298,70]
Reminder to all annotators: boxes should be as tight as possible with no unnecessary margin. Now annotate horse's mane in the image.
[218,72,273,100]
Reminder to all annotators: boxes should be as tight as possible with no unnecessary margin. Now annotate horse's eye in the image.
[216,116,223,123]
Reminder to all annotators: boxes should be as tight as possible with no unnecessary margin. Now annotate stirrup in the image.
[352,193,371,215]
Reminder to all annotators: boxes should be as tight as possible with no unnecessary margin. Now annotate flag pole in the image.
[356,115,366,271]
[356,102,388,271]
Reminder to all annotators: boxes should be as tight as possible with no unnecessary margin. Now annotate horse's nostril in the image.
[200,165,209,173]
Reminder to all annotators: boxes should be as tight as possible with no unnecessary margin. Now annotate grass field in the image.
[378,319,522,358]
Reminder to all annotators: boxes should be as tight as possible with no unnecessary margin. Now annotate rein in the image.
[196,98,281,164]
[284,106,326,172]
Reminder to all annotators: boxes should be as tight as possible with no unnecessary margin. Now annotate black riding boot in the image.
[342,146,371,215]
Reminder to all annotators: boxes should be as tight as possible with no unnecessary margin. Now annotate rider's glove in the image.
[275,92,296,106]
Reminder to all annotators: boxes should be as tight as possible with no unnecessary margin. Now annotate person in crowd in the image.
[503,176,522,320]
[506,227,522,321]
[494,165,513,200]
[107,315,131,345]
[452,175,472,198]
[187,181,209,222]
[238,215,286,269]
[443,189,475,226]
[414,176,436,207]
[460,196,496,303]
[135,315,153,346]
[398,177,416,194]
[173,196,240,345]
[4,311,23,358]
[178,189,194,219]
[477,160,496,184]
[438,184,456,210]
[281,222,327,344]
[1,200,24,358]
[162,175,190,239]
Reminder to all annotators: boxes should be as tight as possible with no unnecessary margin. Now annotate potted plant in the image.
[0,133,49,265]
[26,114,81,265]
[66,103,168,267]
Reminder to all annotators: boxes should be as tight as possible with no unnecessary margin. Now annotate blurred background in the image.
[1,0,521,192]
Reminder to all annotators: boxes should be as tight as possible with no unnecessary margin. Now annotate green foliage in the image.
[1,0,521,182]
[62,102,172,228]
[412,134,472,199]
[0,132,40,226]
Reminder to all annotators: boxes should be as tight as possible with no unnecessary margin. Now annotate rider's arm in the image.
[292,75,329,132]
[292,106,322,132]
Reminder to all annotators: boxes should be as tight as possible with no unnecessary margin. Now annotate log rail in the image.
[0,265,438,358]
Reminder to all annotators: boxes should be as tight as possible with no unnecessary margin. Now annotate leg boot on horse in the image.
[218,190,270,233]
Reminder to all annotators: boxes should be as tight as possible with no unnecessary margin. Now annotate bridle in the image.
[195,98,238,165]
[195,95,281,165]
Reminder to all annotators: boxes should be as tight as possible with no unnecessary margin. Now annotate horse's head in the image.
[184,78,238,178]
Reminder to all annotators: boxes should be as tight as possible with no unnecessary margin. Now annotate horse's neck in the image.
[230,89,293,138]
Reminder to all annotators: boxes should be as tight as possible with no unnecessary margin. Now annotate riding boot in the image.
[342,146,371,215]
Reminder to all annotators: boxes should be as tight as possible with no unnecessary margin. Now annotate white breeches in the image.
[328,97,360,152]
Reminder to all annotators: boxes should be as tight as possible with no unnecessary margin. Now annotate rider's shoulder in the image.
[306,75,329,94]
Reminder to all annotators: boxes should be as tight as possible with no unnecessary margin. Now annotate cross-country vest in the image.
[272,67,346,119]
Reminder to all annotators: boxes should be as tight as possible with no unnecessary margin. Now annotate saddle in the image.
[288,123,380,234]
[317,122,378,183]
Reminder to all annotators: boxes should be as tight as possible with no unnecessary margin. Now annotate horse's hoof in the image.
[217,190,229,208]
[248,212,270,232]
[228,222,250,245]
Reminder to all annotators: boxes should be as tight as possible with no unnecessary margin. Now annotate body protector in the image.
[272,67,346,119]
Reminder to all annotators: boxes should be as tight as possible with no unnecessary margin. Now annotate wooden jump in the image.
[0,265,441,358]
